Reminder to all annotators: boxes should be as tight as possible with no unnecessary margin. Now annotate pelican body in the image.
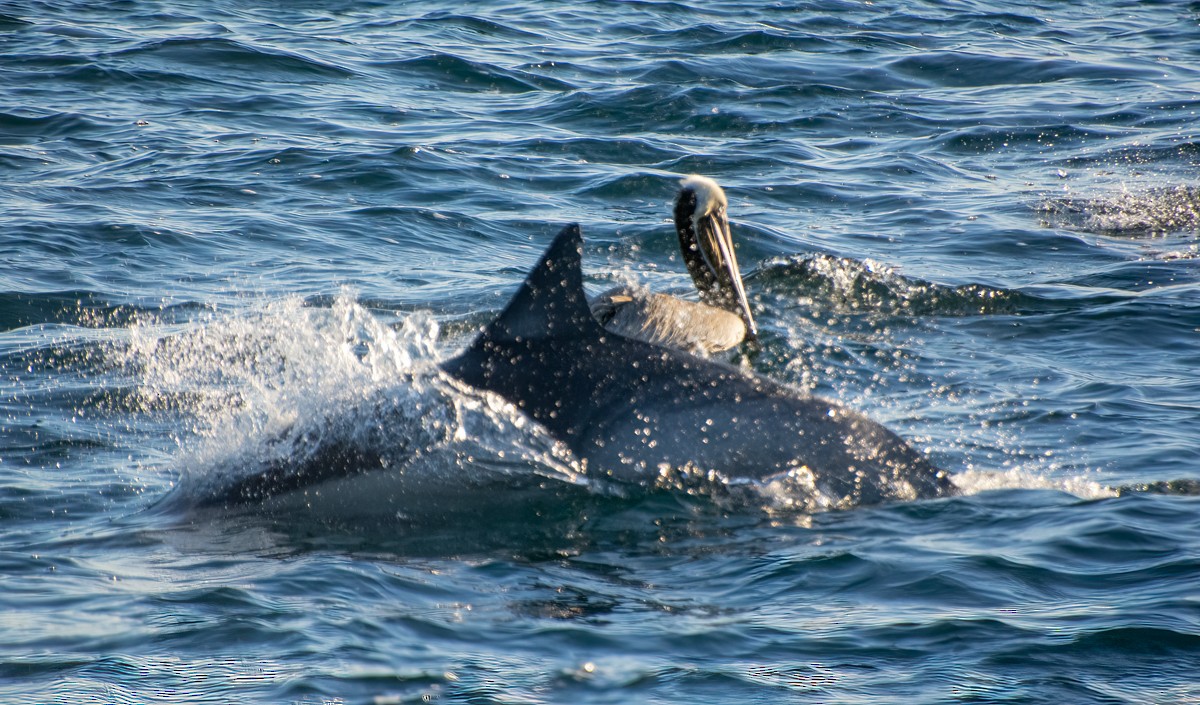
[444,225,953,504]
[591,176,757,355]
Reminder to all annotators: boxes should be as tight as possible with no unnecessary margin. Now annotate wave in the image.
[1040,184,1200,237]
[753,253,1035,317]
[0,290,209,333]
[0,13,30,28]
[1116,478,1200,496]
[661,26,838,55]
[888,51,1154,88]
[109,37,354,81]
[367,53,574,93]
[364,11,544,42]
[0,111,103,143]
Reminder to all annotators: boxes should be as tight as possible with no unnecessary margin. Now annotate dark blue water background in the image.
[2,1,1199,702]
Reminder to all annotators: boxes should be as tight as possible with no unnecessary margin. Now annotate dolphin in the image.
[443,224,954,505]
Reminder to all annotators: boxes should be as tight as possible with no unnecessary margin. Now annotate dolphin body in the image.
[444,225,954,505]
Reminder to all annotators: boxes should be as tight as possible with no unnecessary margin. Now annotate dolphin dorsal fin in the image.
[479,223,603,344]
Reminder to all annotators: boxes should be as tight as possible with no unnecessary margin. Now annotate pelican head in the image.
[673,175,758,341]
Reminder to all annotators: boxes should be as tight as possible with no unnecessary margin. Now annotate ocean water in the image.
[3,1,1200,702]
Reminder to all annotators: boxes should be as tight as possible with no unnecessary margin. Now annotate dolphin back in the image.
[443,223,953,503]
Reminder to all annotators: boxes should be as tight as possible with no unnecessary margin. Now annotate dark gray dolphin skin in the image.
[443,224,954,504]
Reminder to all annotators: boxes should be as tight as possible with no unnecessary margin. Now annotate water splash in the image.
[950,468,1118,501]
[1040,184,1200,238]
[755,253,1025,316]
[115,292,585,524]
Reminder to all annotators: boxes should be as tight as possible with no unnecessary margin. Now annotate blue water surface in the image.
[2,1,1199,703]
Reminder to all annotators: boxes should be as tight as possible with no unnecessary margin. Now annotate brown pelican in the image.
[590,175,758,355]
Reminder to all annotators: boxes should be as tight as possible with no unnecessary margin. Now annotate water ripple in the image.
[3,1,1200,703]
